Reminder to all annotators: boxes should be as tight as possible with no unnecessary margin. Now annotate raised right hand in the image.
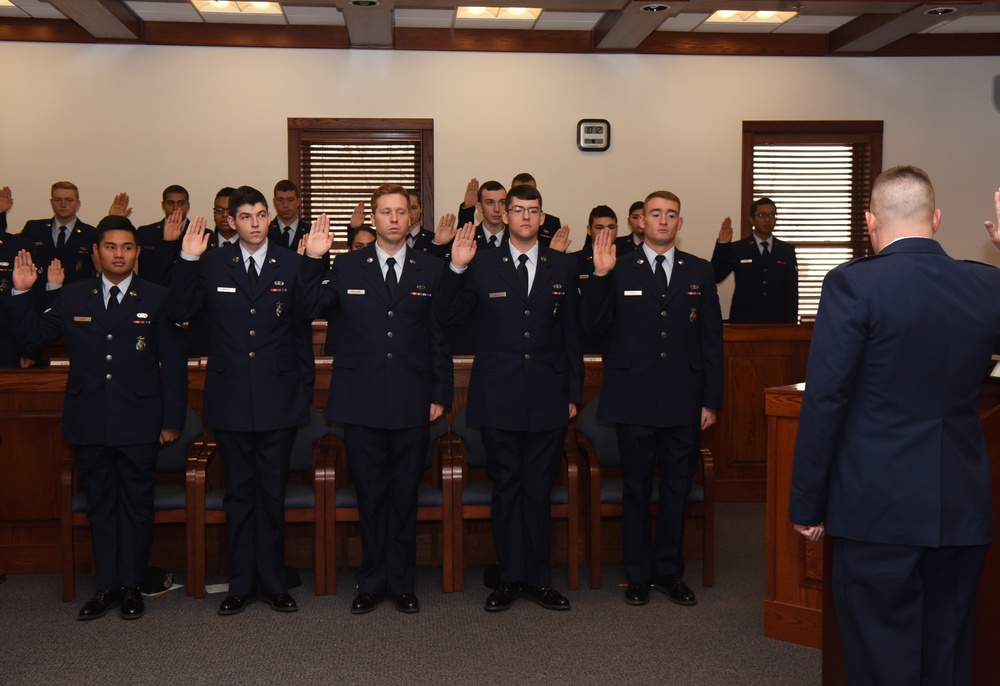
[718,216,733,243]
[181,215,210,257]
[985,188,1000,249]
[463,178,479,209]
[12,249,38,291]
[450,222,478,270]
[303,214,334,259]
[591,225,617,277]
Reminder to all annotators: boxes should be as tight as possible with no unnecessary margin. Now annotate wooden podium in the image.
[764,382,1000,684]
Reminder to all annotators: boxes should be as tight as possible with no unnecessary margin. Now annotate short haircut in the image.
[51,181,79,197]
[870,165,935,225]
[215,186,236,203]
[349,225,376,243]
[506,184,542,210]
[229,185,268,213]
[408,190,422,206]
[95,215,137,243]
[749,197,777,217]
[162,184,189,201]
[477,180,506,203]
[628,201,645,215]
[511,172,536,187]
[273,179,299,197]
[644,190,681,213]
[588,205,617,225]
[370,183,409,214]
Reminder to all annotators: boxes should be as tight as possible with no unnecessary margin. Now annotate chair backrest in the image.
[575,396,621,467]
[449,405,488,469]
[288,406,331,473]
[155,406,204,473]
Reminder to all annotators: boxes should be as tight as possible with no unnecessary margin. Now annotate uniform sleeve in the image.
[710,240,733,284]
[788,265,866,526]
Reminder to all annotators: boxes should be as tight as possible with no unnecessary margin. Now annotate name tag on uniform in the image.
[624,290,642,296]
[489,292,507,299]
[579,273,589,279]
[740,259,753,264]
[217,286,236,293]
[73,316,92,322]
[348,289,365,295]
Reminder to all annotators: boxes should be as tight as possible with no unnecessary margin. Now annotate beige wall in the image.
[3,42,999,310]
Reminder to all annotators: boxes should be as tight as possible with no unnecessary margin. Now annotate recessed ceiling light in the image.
[641,3,670,11]
[924,6,956,16]
[351,1,379,6]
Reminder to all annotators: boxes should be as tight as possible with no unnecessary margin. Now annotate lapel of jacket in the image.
[527,248,553,304]
[496,246,527,303]
[630,250,662,306]
[226,248,256,299]
[361,247,394,305]
[664,251,688,305]
[389,253,423,306]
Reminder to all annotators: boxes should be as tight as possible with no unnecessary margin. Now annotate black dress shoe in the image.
[393,593,420,614]
[351,592,385,615]
[484,582,520,612]
[624,581,650,606]
[654,574,697,606]
[120,587,145,619]
[218,594,255,616]
[521,584,571,611]
[265,593,298,613]
[78,589,121,621]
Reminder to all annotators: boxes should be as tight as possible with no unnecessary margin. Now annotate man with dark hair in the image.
[209,187,238,249]
[582,190,723,608]
[711,197,798,323]
[136,185,190,287]
[790,168,1000,685]
[7,215,187,620]
[458,175,564,247]
[268,179,307,250]
[442,184,583,612]
[614,201,645,256]
[300,184,452,615]
[171,185,313,616]
[20,181,97,285]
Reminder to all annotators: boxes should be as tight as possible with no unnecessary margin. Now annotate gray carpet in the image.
[0,503,819,685]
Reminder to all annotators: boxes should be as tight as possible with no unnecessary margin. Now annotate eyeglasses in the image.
[507,206,541,217]
[212,206,229,214]
[755,212,777,219]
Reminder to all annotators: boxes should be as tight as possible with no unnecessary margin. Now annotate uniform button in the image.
[524,353,531,360]
[249,330,256,336]
[387,331,394,338]
[249,352,256,358]
[106,354,112,361]
[388,311,395,317]
[660,311,667,317]
[660,352,667,359]
[106,334,113,341]
[250,308,256,315]
[762,280,768,285]
[106,373,112,380]
[387,353,393,359]
[524,310,530,316]
[661,332,667,338]
[523,332,530,338]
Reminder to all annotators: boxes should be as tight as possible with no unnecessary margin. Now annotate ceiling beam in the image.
[830,3,979,53]
[45,0,141,40]
[336,0,394,47]
[595,2,682,50]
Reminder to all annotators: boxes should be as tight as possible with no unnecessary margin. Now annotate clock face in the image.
[578,119,610,151]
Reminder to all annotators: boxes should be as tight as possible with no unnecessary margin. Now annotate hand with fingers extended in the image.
[181,215,211,257]
[449,222,478,270]
[304,214,334,259]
